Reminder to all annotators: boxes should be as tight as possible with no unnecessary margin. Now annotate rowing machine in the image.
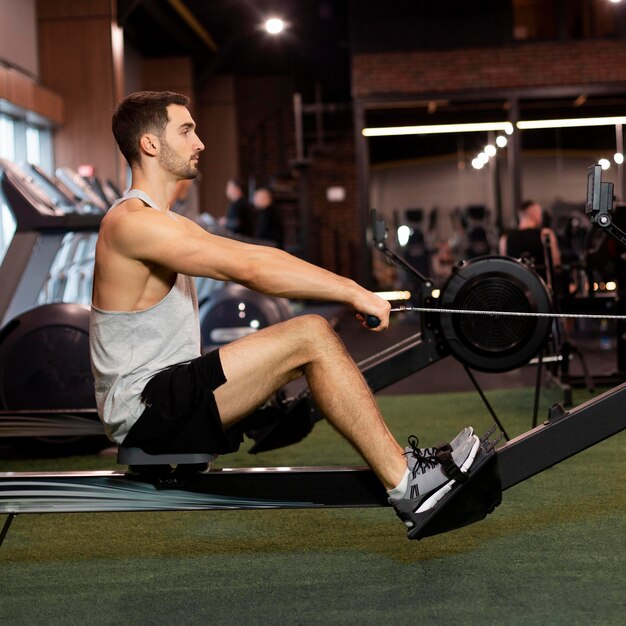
[2,371,625,546]
[1,164,624,546]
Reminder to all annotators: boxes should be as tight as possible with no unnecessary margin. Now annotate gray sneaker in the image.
[408,426,474,457]
[391,433,481,528]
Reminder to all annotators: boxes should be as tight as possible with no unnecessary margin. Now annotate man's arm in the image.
[110,207,391,328]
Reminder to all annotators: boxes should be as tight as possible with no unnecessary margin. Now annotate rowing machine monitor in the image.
[586,163,626,247]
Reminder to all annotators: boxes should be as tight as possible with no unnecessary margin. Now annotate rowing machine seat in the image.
[117,446,215,473]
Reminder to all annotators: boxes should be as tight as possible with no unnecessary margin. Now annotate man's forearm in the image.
[238,246,361,306]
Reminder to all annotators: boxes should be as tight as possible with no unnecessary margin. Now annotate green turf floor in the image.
[1,387,625,625]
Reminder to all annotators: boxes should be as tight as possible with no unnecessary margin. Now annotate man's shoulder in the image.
[104,199,165,227]
[108,196,157,215]
[101,202,171,248]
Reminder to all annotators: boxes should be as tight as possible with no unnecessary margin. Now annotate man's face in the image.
[253,189,272,209]
[528,203,542,224]
[158,104,204,179]
[226,181,241,201]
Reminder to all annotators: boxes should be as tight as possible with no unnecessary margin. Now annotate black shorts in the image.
[123,349,244,455]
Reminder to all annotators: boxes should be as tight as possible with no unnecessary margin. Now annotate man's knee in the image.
[289,314,343,354]
[292,313,335,336]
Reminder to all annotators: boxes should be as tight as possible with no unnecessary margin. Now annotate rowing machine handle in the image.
[365,314,381,329]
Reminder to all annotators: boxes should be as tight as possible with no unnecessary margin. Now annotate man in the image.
[499,200,561,280]
[223,178,251,235]
[252,186,283,248]
[89,91,479,536]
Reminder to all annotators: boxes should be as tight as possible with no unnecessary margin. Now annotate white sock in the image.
[386,468,409,502]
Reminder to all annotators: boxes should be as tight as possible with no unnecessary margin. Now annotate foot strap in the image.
[435,448,468,484]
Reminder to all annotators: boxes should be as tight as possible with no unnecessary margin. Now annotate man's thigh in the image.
[214,314,329,426]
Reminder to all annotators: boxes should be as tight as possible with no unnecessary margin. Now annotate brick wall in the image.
[233,74,364,277]
[353,40,626,97]
[307,136,359,277]
[234,74,296,186]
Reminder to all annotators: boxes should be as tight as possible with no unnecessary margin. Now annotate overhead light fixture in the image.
[362,121,514,137]
[363,115,626,137]
[264,17,285,34]
[517,115,626,130]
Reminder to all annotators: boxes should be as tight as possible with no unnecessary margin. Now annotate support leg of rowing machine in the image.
[1,512,16,548]
[532,351,544,428]
[463,366,510,440]
[407,432,503,540]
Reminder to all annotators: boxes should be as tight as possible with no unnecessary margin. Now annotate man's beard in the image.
[158,137,198,179]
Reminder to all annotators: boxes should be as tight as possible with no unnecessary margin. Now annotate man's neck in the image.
[129,168,177,212]
[518,218,539,229]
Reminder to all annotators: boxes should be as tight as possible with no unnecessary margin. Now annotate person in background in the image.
[224,178,252,235]
[499,200,561,281]
[252,187,283,248]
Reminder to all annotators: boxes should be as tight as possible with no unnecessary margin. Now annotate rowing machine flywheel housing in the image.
[0,303,95,409]
[437,256,553,373]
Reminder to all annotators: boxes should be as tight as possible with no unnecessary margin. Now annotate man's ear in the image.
[140,133,159,156]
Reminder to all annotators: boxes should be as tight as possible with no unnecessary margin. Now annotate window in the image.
[0,200,16,265]
[0,111,54,262]
[26,125,41,165]
[0,115,16,262]
[0,115,15,160]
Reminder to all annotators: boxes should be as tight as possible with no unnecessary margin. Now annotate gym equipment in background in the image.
[0,159,104,445]
[199,282,292,349]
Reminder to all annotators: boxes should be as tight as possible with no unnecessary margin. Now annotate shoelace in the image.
[404,435,439,477]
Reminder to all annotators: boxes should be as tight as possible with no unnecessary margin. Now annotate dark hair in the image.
[520,199,538,212]
[227,178,245,192]
[112,91,190,166]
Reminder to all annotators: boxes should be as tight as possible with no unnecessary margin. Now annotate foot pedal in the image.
[406,439,503,540]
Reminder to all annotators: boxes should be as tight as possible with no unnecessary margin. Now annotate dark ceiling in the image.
[117,1,626,164]
[118,0,351,100]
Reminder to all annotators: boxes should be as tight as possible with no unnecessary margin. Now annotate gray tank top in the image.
[89,190,201,444]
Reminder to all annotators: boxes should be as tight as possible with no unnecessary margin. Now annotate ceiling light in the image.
[264,17,285,34]
[517,115,626,130]
[496,136,508,148]
[364,115,626,138]
[615,152,624,164]
[599,158,611,170]
[484,145,497,157]
[362,121,514,137]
